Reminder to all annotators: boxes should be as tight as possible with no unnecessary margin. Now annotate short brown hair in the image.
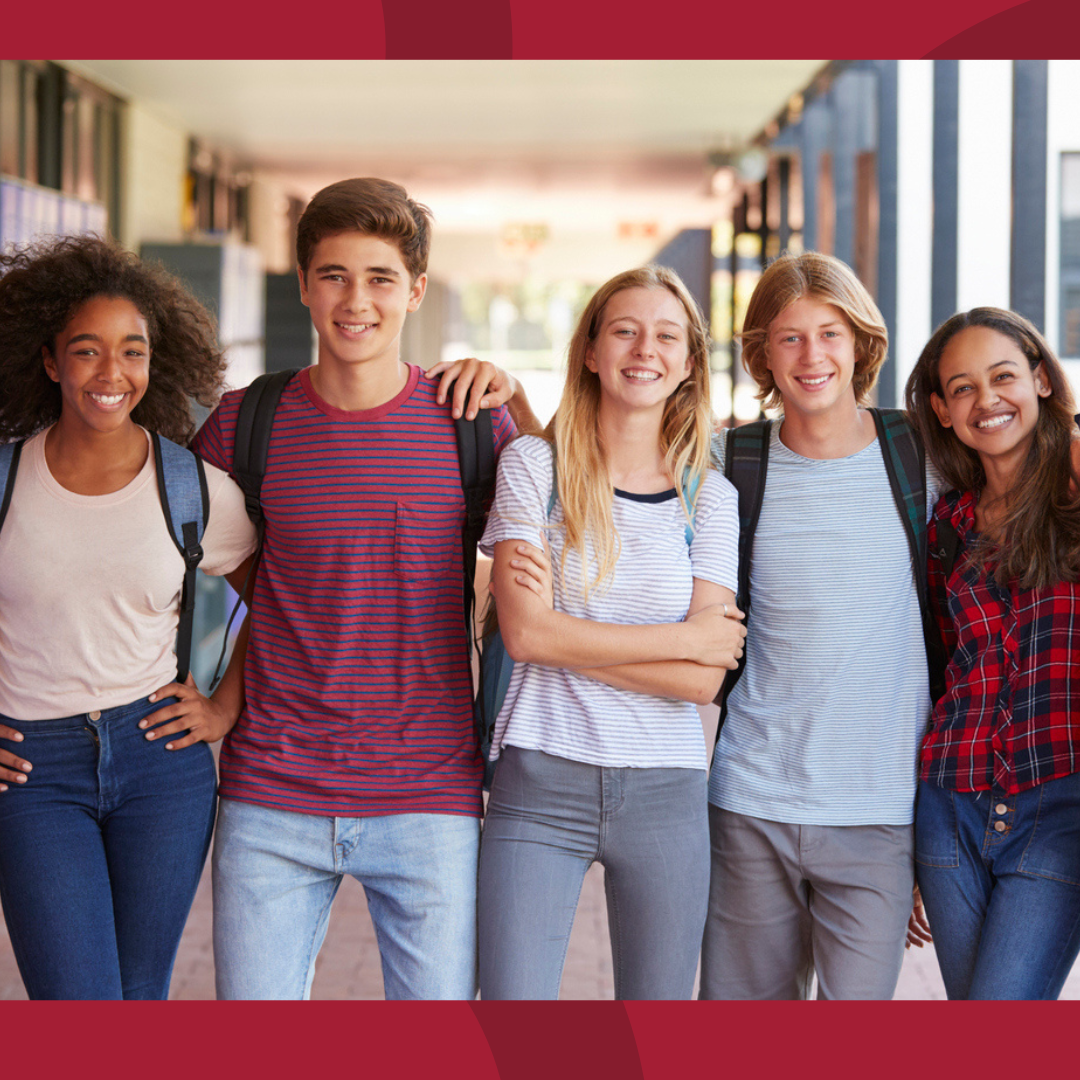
[739,251,889,410]
[296,177,432,281]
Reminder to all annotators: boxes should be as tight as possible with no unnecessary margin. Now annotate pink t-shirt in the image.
[0,427,258,720]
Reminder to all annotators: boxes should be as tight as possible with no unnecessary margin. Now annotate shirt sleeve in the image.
[927,494,959,663]
[480,436,553,555]
[197,464,259,576]
[191,392,241,477]
[687,469,739,593]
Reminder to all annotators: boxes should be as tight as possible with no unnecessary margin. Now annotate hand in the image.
[425,358,516,420]
[0,722,32,792]
[683,603,747,668]
[504,542,554,608]
[905,884,933,949]
[139,674,241,751]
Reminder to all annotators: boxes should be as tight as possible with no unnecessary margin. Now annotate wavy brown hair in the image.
[739,251,889,411]
[0,235,227,446]
[544,265,714,596]
[905,307,1080,589]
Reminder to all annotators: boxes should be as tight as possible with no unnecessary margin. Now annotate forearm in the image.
[505,376,544,436]
[578,659,726,705]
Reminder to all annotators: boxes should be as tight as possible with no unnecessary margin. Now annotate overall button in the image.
[88,710,101,721]
[995,803,1008,815]
[994,820,1007,833]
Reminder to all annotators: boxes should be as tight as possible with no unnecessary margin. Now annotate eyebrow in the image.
[314,263,401,277]
[66,333,148,345]
[771,320,845,333]
[610,316,683,327]
[943,359,1019,387]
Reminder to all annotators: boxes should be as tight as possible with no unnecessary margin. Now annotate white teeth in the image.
[798,375,830,386]
[338,322,373,332]
[976,413,1014,429]
[624,370,660,382]
[89,393,124,405]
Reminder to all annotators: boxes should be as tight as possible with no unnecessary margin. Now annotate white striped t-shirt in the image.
[708,420,941,825]
[479,435,739,771]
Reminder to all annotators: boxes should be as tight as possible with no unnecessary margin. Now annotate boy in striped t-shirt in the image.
[192,178,515,1000]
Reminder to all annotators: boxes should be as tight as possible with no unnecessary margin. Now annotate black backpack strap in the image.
[871,407,950,702]
[233,368,300,529]
[153,432,210,684]
[453,393,497,660]
[714,420,772,738]
[0,440,25,534]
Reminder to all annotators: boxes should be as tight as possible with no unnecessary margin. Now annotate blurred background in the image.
[4,58,1080,682]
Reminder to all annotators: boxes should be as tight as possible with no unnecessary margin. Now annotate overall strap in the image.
[0,440,25,534]
[714,420,772,737]
[152,432,210,684]
[233,368,300,530]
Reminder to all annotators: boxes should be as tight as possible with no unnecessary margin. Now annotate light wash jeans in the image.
[478,746,710,1000]
[211,797,480,999]
[916,773,1080,999]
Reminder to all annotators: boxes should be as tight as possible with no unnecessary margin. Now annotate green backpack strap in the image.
[714,420,772,739]
[870,407,948,703]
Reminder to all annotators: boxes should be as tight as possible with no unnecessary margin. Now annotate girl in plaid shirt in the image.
[906,307,1080,999]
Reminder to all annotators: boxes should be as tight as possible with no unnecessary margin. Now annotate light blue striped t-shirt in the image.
[480,435,739,771]
[708,420,940,825]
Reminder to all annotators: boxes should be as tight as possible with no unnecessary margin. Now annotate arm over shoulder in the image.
[198,464,258,576]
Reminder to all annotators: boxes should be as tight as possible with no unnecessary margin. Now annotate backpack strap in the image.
[152,432,210,684]
[713,420,772,738]
[0,440,25,534]
[233,368,300,530]
[869,407,948,703]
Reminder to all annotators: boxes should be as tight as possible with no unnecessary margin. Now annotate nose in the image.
[343,280,369,313]
[96,349,123,383]
[975,380,1000,408]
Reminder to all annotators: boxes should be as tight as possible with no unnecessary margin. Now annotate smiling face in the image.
[584,286,693,417]
[930,324,1051,468]
[764,296,860,422]
[298,231,426,377]
[43,295,150,437]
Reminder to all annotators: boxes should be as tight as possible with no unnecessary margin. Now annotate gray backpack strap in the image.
[152,432,209,684]
[0,440,25,534]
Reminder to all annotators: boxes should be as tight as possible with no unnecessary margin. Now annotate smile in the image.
[622,369,661,382]
[796,374,831,387]
[975,413,1015,429]
[87,392,127,407]
[336,322,375,333]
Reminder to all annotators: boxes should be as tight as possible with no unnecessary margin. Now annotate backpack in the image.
[475,460,702,788]
[716,408,949,739]
[230,367,498,759]
[0,432,209,684]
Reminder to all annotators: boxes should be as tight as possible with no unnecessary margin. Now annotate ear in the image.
[297,265,310,307]
[930,392,953,429]
[584,344,598,373]
[407,273,427,313]
[42,345,59,383]
[681,354,694,383]
[1034,361,1052,398]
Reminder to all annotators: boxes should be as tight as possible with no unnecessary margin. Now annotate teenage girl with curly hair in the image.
[906,307,1080,998]
[0,235,257,999]
[476,265,746,999]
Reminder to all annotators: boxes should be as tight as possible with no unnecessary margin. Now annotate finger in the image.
[450,360,480,418]
[147,683,186,705]
[139,699,194,731]
[725,605,746,621]
[464,364,497,420]
[0,750,32,775]
[0,764,31,784]
[424,360,451,379]
[516,543,550,572]
[513,574,543,595]
[0,723,25,742]
[508,558,546,586]
[163,730,203,751]
[144,716,199,741]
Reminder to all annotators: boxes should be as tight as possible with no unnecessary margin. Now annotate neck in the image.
[44,416,149,495]
[777,402,874,459]
[596,402,670,491]
[309,356,409,411]
[979,452,1026,505]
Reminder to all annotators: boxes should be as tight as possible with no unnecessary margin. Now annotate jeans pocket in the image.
[914,781,960,868]
[1017,773,1080,886]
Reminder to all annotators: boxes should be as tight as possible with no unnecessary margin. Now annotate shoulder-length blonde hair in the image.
[905,306,1080,589]
[543,265,713,595]
[739,251,889,411]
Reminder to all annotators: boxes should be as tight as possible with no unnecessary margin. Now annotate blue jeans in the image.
[915,773,1080,999]
[211,798,480,999]
[0,698,216,1000]
[478,746,710,1000]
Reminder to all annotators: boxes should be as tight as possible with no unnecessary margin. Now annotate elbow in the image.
[691,672,726,706]
[500,620,542,665]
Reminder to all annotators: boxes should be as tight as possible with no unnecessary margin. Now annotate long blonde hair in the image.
[544,265,714,596]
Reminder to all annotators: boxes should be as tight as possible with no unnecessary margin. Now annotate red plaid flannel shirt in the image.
[921,489,1080,793]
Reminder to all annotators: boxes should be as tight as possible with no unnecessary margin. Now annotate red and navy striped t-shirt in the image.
[193,364,515,818]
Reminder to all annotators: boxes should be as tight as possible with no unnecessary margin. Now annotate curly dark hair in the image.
[0,235,228,446]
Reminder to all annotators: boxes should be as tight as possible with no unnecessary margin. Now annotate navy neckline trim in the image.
[614,487,677,503]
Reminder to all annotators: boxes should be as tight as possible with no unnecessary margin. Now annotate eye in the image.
[614,328,634,336]
[993,370,1015,382]
[659,332,678,341]
[321,273,346,283]
[370,276,394,285]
